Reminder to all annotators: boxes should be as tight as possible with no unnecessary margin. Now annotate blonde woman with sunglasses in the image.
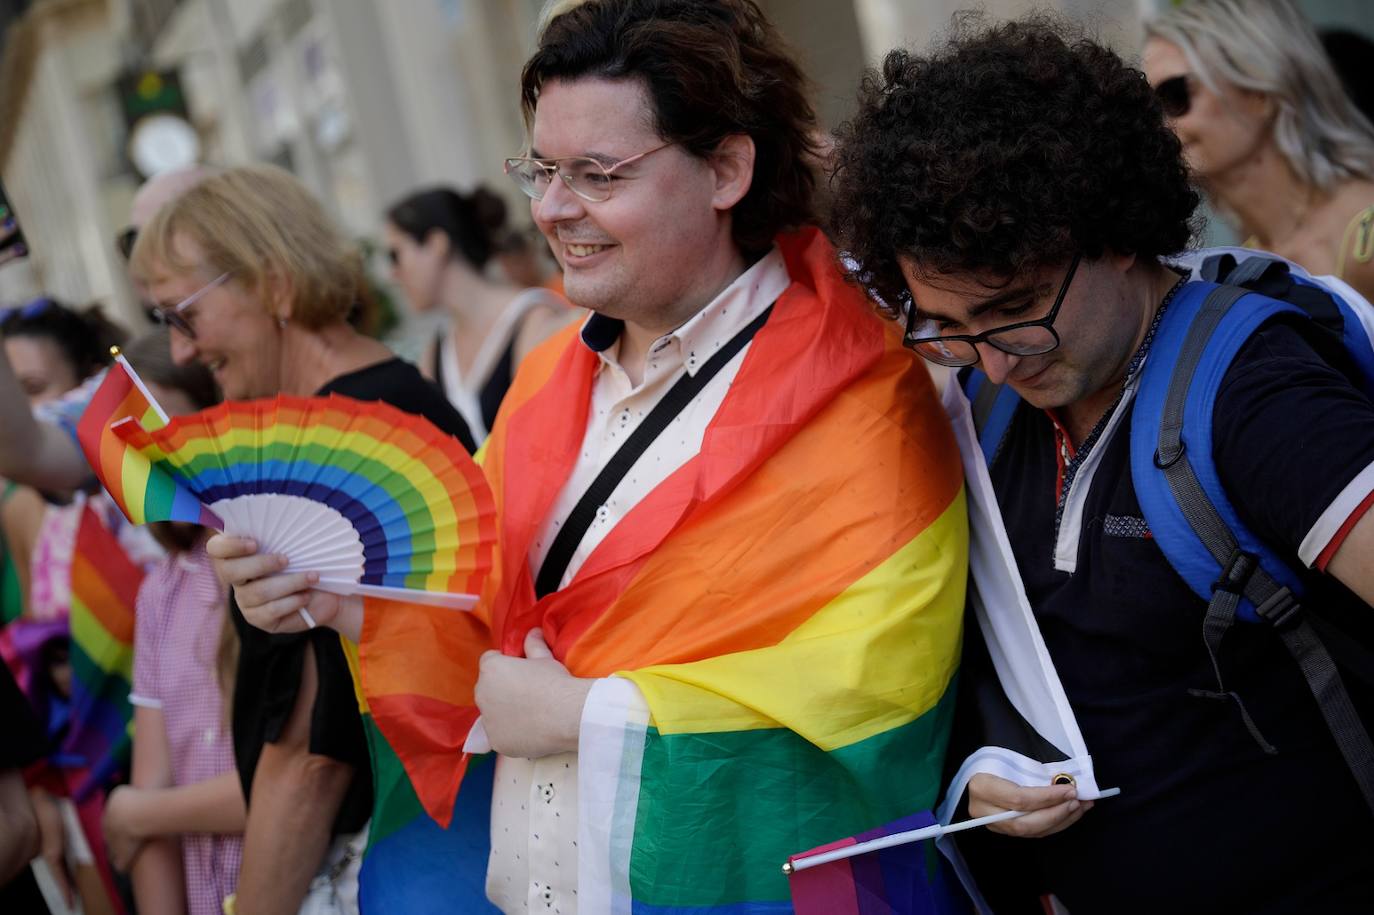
[1143,0,1374,300]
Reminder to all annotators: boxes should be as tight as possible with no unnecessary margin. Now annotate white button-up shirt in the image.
[484,248,790,914]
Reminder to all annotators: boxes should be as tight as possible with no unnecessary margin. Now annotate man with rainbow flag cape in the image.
[222,2,968,912]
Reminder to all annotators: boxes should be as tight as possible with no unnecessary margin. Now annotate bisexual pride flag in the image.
[787,812,970,915]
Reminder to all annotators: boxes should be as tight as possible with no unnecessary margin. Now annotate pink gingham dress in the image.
[129,547,242,915]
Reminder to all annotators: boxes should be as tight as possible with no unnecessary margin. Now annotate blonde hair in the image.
[130,164,364,329]
[1145,0,1374,190]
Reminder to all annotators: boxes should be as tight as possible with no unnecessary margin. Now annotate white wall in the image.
[1,13,139,322]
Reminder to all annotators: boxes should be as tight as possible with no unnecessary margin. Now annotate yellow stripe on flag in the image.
[118,451,152,525]
[621,488,967,751]
[340,635,371,716]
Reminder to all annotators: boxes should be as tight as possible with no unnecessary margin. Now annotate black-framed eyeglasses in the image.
[148,271,232,340]
[116,226,138,261]
[1154,74,1191,119]
[904,253,1081,367]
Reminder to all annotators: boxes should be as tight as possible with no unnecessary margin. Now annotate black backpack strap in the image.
[1188,552,1278,754]
[534,305,773,598]
[1156,284,1374,813]
[1223,253,1283,287]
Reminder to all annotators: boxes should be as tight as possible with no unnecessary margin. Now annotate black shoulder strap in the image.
[1156,284,1374,814]
[430,331,447,389]
[534,305,773,598]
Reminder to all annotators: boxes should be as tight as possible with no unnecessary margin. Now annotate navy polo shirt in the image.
[960,317,1374,913]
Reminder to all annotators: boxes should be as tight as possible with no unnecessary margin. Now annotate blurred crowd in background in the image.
[1,0,1374,913]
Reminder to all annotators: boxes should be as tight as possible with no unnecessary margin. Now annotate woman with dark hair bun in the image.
[384,185,572,444]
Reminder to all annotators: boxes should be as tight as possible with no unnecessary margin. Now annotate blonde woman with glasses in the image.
[130,164,478,915]
[1144,0,1374,299]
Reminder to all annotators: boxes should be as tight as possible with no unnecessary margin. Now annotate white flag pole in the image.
[111,348,171,425]
[784,787,1121,875]
[783,810,1022,875]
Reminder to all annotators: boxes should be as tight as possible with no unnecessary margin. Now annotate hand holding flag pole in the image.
[783,787,1121,874]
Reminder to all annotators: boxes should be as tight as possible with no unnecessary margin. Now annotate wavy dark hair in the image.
[522,0,819,254]
[829,15,1200,316]
[387,185,509,270]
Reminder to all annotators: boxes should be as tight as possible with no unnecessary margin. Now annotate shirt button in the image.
[204,728,216,744]
[540,782,556,803]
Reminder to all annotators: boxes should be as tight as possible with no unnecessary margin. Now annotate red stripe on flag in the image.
[72,506,143,640]
[76,363,155,521]
[366,693,480,828]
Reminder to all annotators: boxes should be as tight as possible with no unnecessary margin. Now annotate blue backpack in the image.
[964,249,1374,813]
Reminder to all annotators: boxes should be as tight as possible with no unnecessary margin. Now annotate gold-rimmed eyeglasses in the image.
[503,142,674,203]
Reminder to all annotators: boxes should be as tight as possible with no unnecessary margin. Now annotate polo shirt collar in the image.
[577,245,789,378]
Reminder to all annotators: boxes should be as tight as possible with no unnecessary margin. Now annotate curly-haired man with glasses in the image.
[831,14,1374,914]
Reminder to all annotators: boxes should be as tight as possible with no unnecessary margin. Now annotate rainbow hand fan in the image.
[112,394,495,610]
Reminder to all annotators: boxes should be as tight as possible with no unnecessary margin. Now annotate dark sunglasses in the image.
[1154,74,1191,119]
[0,297,54,325]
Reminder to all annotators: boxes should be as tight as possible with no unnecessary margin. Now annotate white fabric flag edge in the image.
[578,676,650,915]
[935,378,1106,828]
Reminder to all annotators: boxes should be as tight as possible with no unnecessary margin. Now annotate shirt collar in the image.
[1125,268,1190,384]
[578,245,790,377]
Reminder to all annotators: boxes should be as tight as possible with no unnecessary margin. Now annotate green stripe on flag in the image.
[628,680,957,908]
[361,714,428,848]
[144,472,178,523]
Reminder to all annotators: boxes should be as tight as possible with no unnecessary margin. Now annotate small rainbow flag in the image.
[63,503,145,801]
[75,352,221,529]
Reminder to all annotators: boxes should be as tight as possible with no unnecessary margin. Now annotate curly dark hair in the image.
[1,298,125,381]
[521,0,819,255]
[829,15,1200,316]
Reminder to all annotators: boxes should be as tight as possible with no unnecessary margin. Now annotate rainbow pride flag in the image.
[75,353,220,528]
[63,502,144,800]
[340,637,497,914]
[359,228,968,911]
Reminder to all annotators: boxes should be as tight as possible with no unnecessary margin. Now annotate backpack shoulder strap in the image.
[1131,279,1309,613]
[961,369,1022,466]
[1131,272,1374,813]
